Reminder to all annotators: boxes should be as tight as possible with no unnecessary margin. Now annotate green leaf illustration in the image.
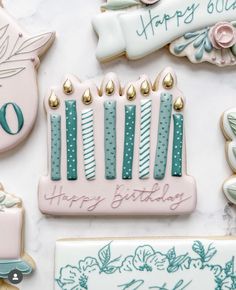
[98,242,112,266]
[166,247,176,262]
[228,113,236,136]
[204,244,217,262]
[225,257,235,276]
[192,241,206,261]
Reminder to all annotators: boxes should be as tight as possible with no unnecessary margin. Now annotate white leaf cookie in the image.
[222,108,236,205]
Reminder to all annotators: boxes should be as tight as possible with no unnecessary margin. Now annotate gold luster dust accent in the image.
[127,85,136,101]
[105,80,115,96]
[63,79,73,95]
[163,73,174,89]
[82,89,93,105]
[174,97,184,111]
[140,80,150,96]
[48,91,60,109]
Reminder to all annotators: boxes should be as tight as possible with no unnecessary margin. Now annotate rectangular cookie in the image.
[55,237,236,290]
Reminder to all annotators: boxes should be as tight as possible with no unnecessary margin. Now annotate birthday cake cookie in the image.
[38,68,196,216]
[0,184,35,289]
[0,3,55,153]
[221,108,236,205]
[93,0,236,66]
[55,237,236,290]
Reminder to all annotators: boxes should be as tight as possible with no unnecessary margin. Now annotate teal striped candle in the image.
[172,114,183,177]
[50,114,61,181]
[104,100,116,180]
[81,109,96,180]
[139,99,152,179]
[154,93,172,180]
[65,100,77,180]
[122,105,136,180]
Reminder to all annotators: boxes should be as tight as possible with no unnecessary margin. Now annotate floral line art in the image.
[56,241,236,290]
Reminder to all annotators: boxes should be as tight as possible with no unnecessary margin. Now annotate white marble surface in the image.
[0,0,236,289]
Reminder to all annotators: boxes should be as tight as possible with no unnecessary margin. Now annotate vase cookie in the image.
[0,184,35,289]
[38,67,197,216]
[221,108,236,205]
[93,0,236,66]
[0,3,55,153]
[55,237,236,290]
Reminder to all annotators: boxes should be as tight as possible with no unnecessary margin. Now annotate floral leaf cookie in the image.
[0,184,35,289]
[93,0,236,66]
[0,3,55,153]
[38,68,197,216]
[55,237,236,290]
[222,108,236,205]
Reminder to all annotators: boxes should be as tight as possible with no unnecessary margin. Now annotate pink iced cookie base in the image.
[38,68,197,216]
[0,6,55,153]
[0,208,23,259]
[39,175,196,216]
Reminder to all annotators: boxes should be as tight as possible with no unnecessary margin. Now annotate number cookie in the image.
[93,0,236,66]
[0,184,35,289]
[38,68,197,216]
[55,237,236,290]
[0,3,55,153]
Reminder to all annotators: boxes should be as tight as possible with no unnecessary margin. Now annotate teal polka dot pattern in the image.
[154,93,173,180]
[104,100,116,180]
[172,114,183,177]
[65,100,77,180]
[122,105,136,180]
[50,114,61,181]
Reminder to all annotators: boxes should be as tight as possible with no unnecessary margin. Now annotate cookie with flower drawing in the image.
[93,0,236,66]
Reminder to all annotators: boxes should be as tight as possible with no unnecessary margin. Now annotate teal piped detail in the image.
[0,259,33,279]
[81,109,96,180]
[139,99,152,179]
[154,93,172,180]
[104,100,116,180]
[174,28,213,61]
[172,114,183,177]
[0,102,24,135]
[50,114,61,181]
[65,100,77,180]
[122,105,136,180]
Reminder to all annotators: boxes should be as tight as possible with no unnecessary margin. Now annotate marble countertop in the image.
[1,0,236,289]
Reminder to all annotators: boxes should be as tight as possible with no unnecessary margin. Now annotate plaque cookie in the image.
[38,67,197,216]
[93,0,236,66]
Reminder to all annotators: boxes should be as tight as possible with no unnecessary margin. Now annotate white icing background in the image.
[0,0,236,289]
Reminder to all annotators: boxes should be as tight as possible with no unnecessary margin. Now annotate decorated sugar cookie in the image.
[38,68,197,216]
[55,237,236,290]
[222,108,236,205]
[0,3,55,153]
[0,184,35,289]
[93,0,236,66]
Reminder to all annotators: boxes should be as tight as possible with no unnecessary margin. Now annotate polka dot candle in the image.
[154,93,173,180]
[122,105,136,179]
[65,100,77,180]
[172,114,183,177]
